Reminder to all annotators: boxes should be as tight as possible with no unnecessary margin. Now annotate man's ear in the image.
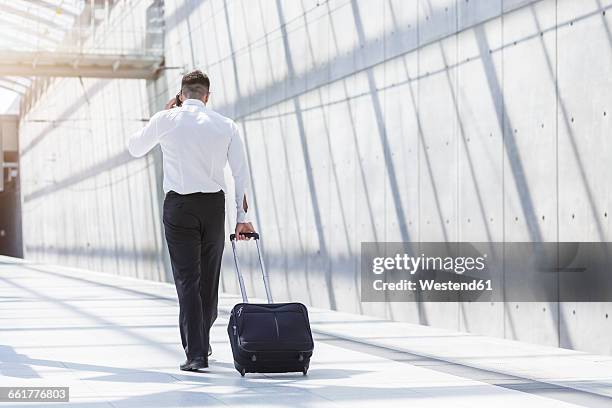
[179,92,185,102]
[203,93,209,104]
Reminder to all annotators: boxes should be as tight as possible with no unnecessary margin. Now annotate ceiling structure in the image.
[0,0,164,111]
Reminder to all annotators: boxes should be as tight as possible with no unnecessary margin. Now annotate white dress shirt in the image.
[127,99,251,223]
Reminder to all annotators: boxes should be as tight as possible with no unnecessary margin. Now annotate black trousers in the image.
[163,190,225,360]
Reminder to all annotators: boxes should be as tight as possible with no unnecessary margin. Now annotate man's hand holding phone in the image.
[164,93,182,110]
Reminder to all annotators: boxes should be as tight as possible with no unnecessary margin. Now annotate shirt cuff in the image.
[236,209,250,224]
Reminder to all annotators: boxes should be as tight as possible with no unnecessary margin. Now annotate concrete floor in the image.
[1,255,612,408]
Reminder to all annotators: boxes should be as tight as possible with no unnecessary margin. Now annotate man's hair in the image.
[181,70,210,99]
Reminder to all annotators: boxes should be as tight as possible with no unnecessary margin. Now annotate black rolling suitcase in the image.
[227,232,314,377]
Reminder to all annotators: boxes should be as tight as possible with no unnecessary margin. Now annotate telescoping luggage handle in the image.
[229,232,273,304]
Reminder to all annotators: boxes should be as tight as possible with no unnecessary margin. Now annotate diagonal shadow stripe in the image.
[23,150,133,203]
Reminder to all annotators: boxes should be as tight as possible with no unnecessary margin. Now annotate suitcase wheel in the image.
[240,368,246,377]
[302,368,308,376]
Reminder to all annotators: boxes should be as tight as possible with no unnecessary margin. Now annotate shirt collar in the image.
[182,99,206,109]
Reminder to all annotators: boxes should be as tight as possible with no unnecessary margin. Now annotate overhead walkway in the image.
[1,256,612,408]
[0,50,163,80]
[0,1,165,81]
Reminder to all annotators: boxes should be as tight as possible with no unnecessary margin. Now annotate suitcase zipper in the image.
[273,314,280,339]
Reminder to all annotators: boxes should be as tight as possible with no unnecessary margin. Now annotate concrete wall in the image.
[19,0,171,281]
[19,0,612,355]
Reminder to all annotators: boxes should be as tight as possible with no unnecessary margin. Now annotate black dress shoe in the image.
[208,345,212,357]
[180,357,208,371]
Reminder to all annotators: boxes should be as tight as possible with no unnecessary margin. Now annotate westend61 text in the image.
[373,279,493,292]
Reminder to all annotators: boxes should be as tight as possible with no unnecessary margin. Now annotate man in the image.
[127,70,255,371]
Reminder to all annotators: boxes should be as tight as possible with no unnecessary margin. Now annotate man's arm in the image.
[228,122,255,240]
[128,111,166,157]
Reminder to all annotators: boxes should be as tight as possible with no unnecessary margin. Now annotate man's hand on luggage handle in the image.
[235,222,256,240]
